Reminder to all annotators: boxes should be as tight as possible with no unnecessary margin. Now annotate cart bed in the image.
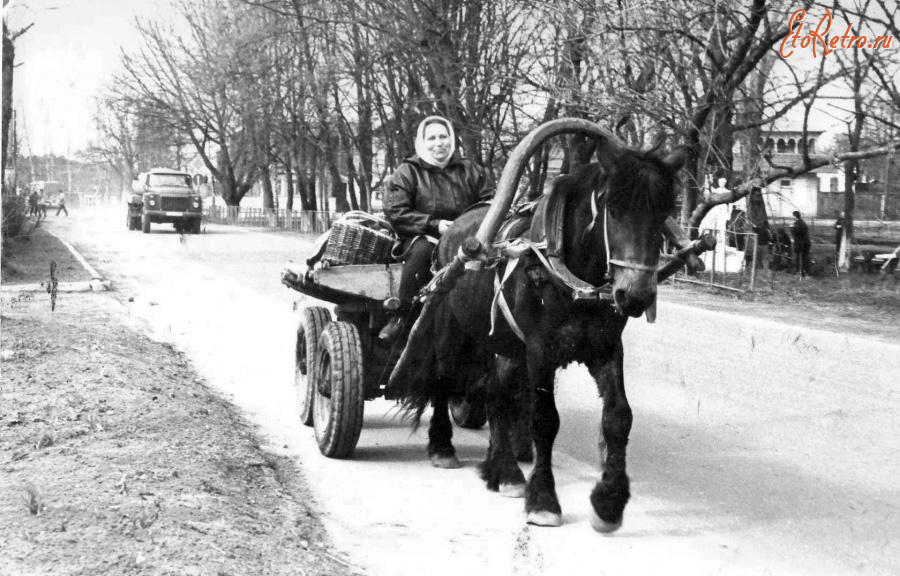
[282,263,404,305]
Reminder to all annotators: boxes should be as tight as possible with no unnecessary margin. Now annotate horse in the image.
[399,125,686,532]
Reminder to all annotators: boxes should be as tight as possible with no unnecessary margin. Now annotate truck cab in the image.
[128,168,203,234]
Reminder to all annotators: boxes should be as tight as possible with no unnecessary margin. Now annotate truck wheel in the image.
[142,214,151,234]
[313,322,364,459]
[191,218,201,234]
[296,306,332,427]
[450,396,487,429]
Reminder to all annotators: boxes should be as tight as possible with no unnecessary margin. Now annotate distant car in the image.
[128,168,202,234]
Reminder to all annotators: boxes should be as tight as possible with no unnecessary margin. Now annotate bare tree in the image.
[115,0,264,206]
[2,15,33,194]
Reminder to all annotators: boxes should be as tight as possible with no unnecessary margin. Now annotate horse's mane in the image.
[604,150,678,215]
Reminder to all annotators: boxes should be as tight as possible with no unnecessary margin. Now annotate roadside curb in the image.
[1,224,112,294]
[43,227,104,279]
[0,279,113,294]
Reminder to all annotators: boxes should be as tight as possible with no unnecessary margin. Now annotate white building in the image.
[757,130,844,218]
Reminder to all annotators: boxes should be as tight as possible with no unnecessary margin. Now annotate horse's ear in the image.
[662,146,688,171]
[595,136,620,174]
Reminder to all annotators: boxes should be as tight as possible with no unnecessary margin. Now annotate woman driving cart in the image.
[379,116,494,341]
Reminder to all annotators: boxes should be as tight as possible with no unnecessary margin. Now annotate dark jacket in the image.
[384,152,494,238]
[790,218,811,251]
[753,224,772,246]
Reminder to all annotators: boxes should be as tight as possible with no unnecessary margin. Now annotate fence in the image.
[204,206,339,234]
[768,217,900,243]
[818,191,900,220]
[670,229,764,293]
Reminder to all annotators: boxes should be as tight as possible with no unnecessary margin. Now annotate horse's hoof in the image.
[526,511,562,527]
[589,512,622,534]
[431,454,462,469]
[499,483,526,498]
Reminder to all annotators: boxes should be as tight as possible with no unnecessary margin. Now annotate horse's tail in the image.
[395,296,473,432]
[393,310,440,431]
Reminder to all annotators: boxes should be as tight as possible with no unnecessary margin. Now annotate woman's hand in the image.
[438,220,452,234]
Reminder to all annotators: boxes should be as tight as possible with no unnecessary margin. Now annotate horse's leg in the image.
[588,341,632,533]
[525,349,562,527]
[428,385,461,469]
[510,365,534,463]
[478,356,527,497]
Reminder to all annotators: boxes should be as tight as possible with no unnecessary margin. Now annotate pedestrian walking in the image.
[790,210,811,277]
[56,193,69,216]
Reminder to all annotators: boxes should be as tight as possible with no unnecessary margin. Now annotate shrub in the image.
[2,194,28,240]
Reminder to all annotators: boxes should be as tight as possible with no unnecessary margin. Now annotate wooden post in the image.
[750,233,758,292]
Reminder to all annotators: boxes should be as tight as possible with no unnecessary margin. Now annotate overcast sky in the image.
[5,0,159,157]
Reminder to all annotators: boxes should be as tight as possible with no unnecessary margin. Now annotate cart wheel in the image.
[295,306,332,427]
[450,396,487,429]
[313,322,365,458]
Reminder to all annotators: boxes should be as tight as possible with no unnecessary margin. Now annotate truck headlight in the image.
[148,199,156,207]
[193,197,200,208]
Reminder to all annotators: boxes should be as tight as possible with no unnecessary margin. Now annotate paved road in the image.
[48,209,900,576]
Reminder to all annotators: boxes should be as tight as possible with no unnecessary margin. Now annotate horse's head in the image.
[596,140,686,317]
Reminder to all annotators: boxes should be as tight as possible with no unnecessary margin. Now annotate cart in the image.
[281,262,487,459]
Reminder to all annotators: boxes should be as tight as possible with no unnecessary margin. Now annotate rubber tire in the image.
[313,322,365,459]
[450,396,488,429]
[295,307,332,427]
[142,214,151,233]
[191,218,201,234]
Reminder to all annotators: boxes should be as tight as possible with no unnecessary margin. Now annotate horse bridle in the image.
[588,189,660,278]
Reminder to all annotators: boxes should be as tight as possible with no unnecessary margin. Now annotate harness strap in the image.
[496,237,615,302]
[490,255,526,342]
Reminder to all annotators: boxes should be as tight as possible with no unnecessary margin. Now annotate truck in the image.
[128,168,203,234]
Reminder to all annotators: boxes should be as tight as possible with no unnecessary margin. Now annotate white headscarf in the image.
[414,116,456,169]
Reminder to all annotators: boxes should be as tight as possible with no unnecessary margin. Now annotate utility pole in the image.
[66,134,72,194]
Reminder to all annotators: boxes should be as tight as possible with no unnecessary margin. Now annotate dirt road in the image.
[45,208,900,575]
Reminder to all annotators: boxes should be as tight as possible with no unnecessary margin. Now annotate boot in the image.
[378,314,404,342]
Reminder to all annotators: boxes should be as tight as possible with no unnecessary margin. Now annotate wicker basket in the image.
[321,222,395,265]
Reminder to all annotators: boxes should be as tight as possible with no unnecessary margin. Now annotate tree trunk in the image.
[839,52,867,271]
[260,163,274,209]
[352,22,373,212]
[839,161,857,270]
[2,24,14,193]
[285,156,295,211]
[294,142,315,211]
